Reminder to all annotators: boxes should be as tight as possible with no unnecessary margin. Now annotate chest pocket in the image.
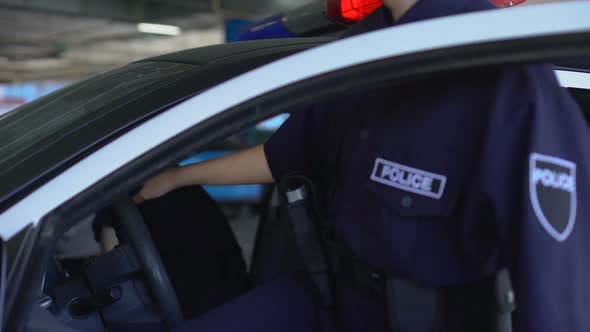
[335,129,475,280]
[356,87,483,220]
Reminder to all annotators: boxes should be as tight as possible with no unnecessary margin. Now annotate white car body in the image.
[1,1,590,241]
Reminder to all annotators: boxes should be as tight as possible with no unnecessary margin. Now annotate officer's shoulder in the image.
[472,63,568,122]
[507,63,563,101]
[473,64,555,98]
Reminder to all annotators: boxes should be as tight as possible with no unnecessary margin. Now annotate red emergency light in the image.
[326,0,383,24]
[489,0,527,7]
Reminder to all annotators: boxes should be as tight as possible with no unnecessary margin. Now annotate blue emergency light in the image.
[238,15,294,41]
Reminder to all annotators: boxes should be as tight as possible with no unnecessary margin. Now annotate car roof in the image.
[0,37,332,213]
[141,38,332,65]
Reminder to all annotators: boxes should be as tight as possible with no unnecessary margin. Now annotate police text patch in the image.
[370,158,447,199]
[529,153,577,242]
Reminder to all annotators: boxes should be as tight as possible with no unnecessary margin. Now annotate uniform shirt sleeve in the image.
[481,64,590,332]
[263,108,314,181]
[264,102,347,186]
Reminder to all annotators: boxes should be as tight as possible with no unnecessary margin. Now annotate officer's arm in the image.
[134,145,273,203]
[175,144,273,185]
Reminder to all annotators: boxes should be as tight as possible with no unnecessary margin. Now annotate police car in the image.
[1,2,589,332]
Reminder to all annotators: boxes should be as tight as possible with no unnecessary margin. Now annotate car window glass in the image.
[0,62,193,170]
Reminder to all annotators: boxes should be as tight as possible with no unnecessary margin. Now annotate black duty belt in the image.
[331,242,440,332]
[332,242,516,332]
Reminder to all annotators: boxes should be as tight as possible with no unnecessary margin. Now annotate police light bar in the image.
[238,0,530,41]
[324,0,527,25]
[326,0,383,24]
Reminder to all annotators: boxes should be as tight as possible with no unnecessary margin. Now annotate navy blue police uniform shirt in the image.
[264,0,590,331]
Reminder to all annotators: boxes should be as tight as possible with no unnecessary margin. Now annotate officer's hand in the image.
[133,168,178,204]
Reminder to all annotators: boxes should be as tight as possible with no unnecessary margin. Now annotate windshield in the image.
[0,62,193,173]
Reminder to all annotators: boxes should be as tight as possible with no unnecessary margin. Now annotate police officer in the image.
[136,0,590,331]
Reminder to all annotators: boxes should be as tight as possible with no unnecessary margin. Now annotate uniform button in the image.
[401,196,413,208]
[506,290,515,304]
[359,130,369,140]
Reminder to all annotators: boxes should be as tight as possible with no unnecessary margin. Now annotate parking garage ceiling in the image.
[0,0,223,82]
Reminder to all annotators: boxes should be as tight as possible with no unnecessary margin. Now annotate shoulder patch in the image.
[529,153,577,242]
[370,158,447,199]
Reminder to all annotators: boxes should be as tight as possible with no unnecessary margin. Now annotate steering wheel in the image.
[112,197,185,330]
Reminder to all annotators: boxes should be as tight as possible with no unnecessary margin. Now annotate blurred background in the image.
[0,0,318,115]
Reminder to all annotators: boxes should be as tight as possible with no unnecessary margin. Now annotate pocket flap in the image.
[365,157,462,217]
